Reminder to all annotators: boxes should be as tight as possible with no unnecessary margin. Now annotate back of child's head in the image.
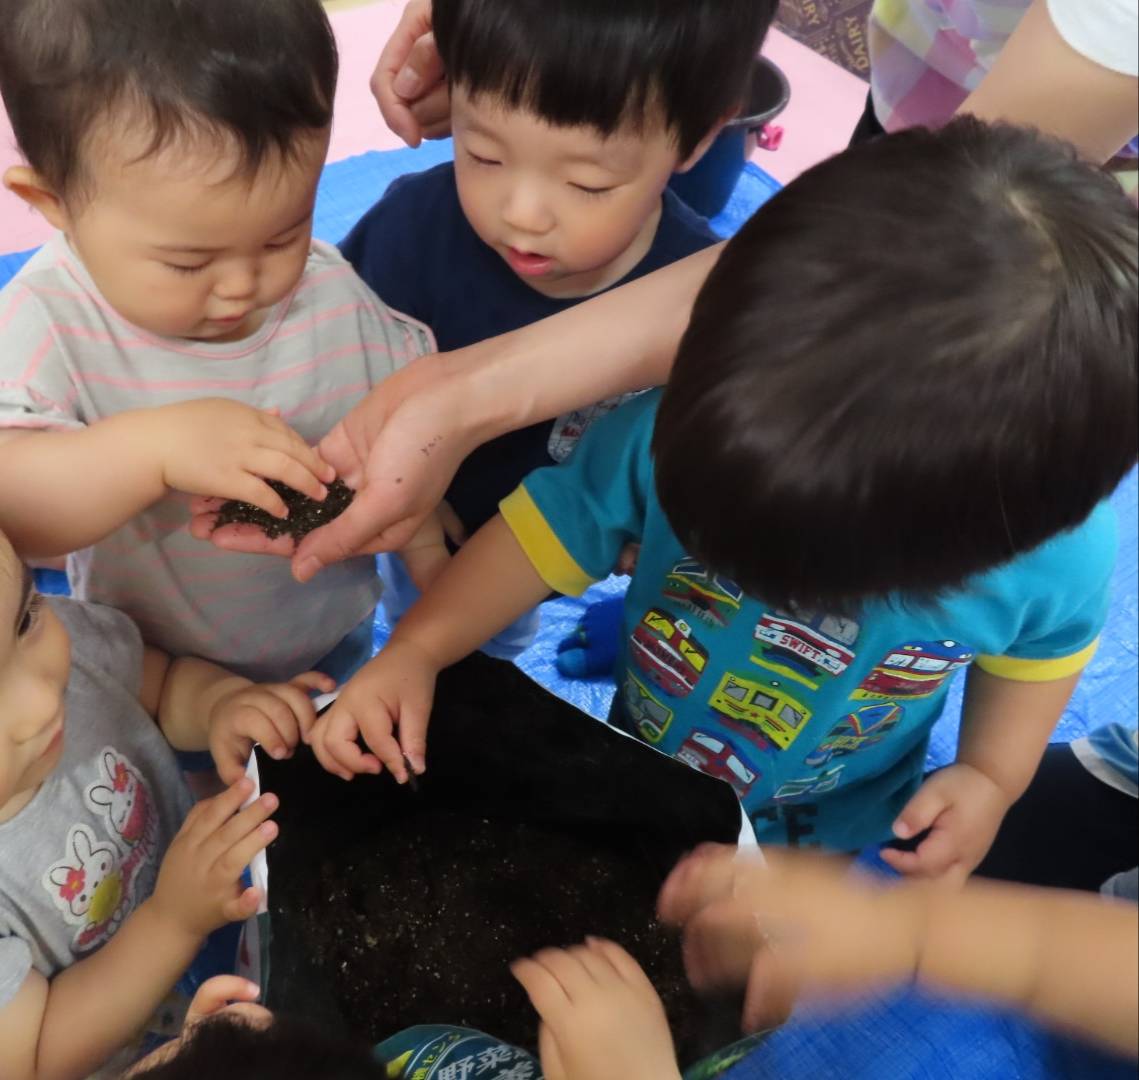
[432,0,776,158]
[127,1014,383,1080]
[0,0,337,201]
[654,117,1138,614]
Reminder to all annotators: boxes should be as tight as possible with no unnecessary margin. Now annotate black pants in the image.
[974,742,1138,892]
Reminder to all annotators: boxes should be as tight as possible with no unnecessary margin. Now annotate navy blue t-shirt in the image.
[340,161,719,534]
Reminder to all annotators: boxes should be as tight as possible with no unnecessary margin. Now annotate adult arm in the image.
[658,845,1139,1059]
[293,243,722,580]
[960,0,1138,163]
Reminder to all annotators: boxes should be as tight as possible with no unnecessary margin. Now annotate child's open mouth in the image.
[505,247,554,277]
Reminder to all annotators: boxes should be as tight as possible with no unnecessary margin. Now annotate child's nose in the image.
[216,263,258,301]
[501,185,554,236]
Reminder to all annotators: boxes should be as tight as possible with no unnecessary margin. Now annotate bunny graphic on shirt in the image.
[43,749,160,954]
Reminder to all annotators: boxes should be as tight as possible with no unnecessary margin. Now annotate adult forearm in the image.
[958,0,1138,164]
[955,667,1078,801]
[0,413,164,557]
[919,880,1139,1058]
[35,901,201,1080]
[394,515,551,668]
[449,244,723,444]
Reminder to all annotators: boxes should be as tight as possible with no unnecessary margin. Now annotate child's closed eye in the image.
[466,150,501,167]
[163,262,209,276]
[570,182,615,197]
[18,594,43,638]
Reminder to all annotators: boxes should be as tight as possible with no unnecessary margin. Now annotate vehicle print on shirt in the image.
[661,558,745,628]
[773,765,845,801]
[804,703,905,768]
[629,608,709,698]
[850,640,975,701]
[676,729,761,798]
[750,608,859,690]
[622,670,674,744]
[707,671,812,751]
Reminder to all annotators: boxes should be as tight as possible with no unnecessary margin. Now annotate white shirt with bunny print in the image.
[0,597,193,1008]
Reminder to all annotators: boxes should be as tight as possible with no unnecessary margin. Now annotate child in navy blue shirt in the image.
[341,0,775,655]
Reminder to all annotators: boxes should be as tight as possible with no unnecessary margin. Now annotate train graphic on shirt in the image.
[629,608,709,698]
[621,670,675,744]
[676,729,761,798]
[662,558,745,628]
[707,671,812,751]
[804,702,905,768]
[750,608,859,690]
[850,640,975,701]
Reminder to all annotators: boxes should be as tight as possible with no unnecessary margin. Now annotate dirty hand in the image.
[881,763,1011,885]
[292,354,477,583]
[150,778,278,940]
[153,399,334,519]
[209,671,336,784]
[308,640,437,782]
[371,0,450,146]
[658,845,927,1032]
[511,938,682,1080]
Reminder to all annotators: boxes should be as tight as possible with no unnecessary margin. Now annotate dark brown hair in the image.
[653,117,1138,613]
[0,0,338,198]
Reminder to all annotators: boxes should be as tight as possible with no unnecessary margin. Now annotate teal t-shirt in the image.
[501,391,1115,850]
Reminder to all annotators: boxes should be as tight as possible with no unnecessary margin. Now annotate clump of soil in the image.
[213,478,354,540]
[260,653,744,1065]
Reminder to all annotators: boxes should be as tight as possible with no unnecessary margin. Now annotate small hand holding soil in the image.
[213,478,355,541]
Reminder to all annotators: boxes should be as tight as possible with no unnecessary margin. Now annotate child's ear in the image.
[3,166,69,230]
[674,114,734,175]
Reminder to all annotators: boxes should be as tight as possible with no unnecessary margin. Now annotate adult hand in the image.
[291,353,478,583]
[657,844,926,1032]
[511,938,682,1080]
[882,763,1011,886]
[371,0,451,147]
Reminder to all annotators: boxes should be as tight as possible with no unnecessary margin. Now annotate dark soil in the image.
[213,478,354,540]
[260,653,744,1065]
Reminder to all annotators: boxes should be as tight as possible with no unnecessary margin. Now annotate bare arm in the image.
[659,846,1139,1059]
[294,244,721,579]
[960,0,1138,163]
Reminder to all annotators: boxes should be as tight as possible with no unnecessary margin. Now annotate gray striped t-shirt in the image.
[0,235,434,681]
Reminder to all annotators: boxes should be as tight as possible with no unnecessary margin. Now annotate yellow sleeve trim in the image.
[500,487,598,597]
[974,639,1099,682]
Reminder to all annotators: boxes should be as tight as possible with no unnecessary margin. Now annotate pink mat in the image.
[0,2,866,256]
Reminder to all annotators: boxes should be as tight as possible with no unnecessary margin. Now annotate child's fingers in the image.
[186,975,260,1023]
[245,448,329,505]
[214,816,278,882]
[511,956,572,1017]
[584,937,656,995]
[524,947,595,1001]
[311,710,382,780]
[289,670,337,695]
[740,941,798,1033]
[892,781,951,841]
[221,886,263,924]
[220,474,290,519]
[245,691,305,756]
[257,418,337,484]
[360,710,411,783]
[657,843,739,924]
[680,897,764,992]
[398,708,430,777]
[183,777,255,837]
[884,827,960,879]
[203,792,278,862]
[210,734,255,786]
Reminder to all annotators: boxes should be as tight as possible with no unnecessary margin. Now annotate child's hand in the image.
[209,671,336,784]
[511,938,681,1080]
[150,778,277,940]
[657,845,925,1032]
[308,640,437,782]
[882,763,1011,885]
[398,509,452,591]
[153,399,334,518]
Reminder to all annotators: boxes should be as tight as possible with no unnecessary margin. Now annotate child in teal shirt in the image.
[312,119,1138,878]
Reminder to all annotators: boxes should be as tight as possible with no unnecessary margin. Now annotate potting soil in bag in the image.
[260,653,750,1067]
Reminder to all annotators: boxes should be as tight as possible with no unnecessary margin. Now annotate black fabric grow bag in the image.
[259,652,744,1064]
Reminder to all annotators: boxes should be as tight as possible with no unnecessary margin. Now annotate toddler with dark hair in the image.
[0,0,444,688]
[311,119,1138,878]
[330,0,776,662]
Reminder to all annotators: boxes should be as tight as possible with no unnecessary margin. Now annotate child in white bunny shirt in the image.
[0,528,326,1080]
